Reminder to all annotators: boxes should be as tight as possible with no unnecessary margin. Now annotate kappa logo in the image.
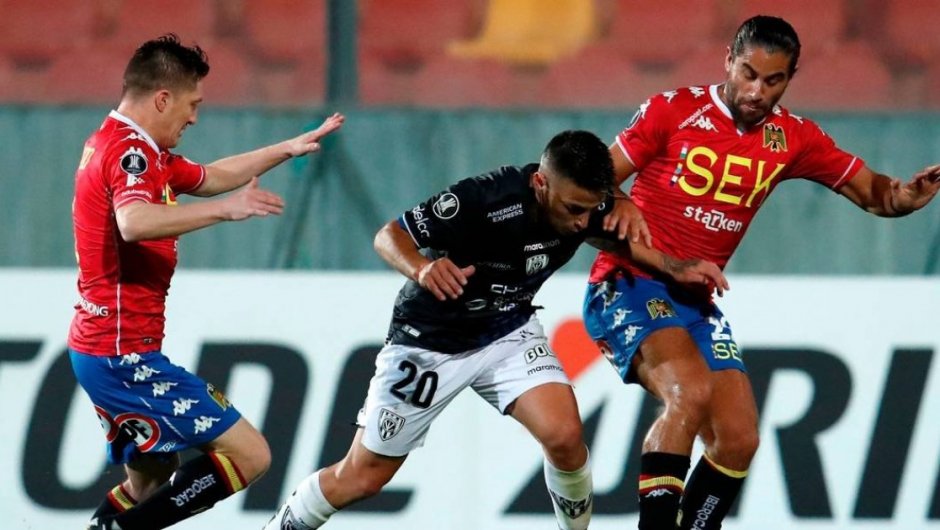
[662,90,678,103]
[378,408,406,441]
[612,308,632,327]
[193,415,221,434]
[133,365,161,382]
[525,253,549,275]
[120,146,148,176]
[172,398,199,416]
[432,193,460,219]
[624,324,643,345]
[645,488,675,498]
[151,381,178,397]
[691,115,718,132]
[119,353,142,365]
[689,86,706,98]
[549,491,593,519]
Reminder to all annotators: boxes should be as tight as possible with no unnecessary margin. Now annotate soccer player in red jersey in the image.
[583,16,940,529]
[69,34,343,530]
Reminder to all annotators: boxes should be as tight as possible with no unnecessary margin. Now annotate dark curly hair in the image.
[123,33,210,96]
[541,130,614,193]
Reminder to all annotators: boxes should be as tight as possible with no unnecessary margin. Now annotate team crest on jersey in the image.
[433,193,460,219]
[206,383,231,410]
[525,253,549,275]
[763,123,788,153]
[120,146,148,176]
[646,298,676,319]
[378,408,406,441]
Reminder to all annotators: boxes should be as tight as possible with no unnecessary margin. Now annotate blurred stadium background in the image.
[3,1,940,529]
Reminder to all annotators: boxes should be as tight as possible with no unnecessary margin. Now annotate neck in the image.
[116,99,163,147]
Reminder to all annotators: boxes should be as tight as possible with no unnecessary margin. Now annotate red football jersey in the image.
[69,111,205,355]
[590,85,864,282]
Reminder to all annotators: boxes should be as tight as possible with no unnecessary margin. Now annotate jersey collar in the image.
[108,110,161,153]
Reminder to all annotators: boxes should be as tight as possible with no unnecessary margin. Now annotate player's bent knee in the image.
[664,378,712,422]
[539,419,584,457]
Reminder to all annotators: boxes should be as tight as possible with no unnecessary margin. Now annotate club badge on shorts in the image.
[378,408,406,441]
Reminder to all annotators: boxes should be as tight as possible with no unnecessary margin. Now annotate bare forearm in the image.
[374,221,430,281]
[199,142,292,196]
[116,201,227,241]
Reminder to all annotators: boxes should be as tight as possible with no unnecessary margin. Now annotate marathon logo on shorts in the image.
[171,473,217,507]
[646,298,676,319]
[378,408,405,441]
[120,146,148,176]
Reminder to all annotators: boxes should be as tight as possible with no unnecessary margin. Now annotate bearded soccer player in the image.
[69,34,343,530]
[583,15,940,530]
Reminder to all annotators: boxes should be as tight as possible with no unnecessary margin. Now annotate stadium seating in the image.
[783,42,893,110]
[884,0,940,67]
[100,0,216,48]
[538,45,671,108]
[607,0,722,67]
[242,0,326,65]
[448,0,598,66]
[359,0,479,71]
[43,45,130,104]
[732,0,848,54]
[0,0,97,65]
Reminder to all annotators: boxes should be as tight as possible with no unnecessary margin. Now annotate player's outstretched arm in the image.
[374,220,475,301]
[115,177,283,241]
[839,164,940,217]
[193,112,345,197]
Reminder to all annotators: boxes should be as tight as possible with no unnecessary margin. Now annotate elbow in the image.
[374,221,394,255]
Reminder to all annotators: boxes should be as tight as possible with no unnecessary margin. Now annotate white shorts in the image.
[357,316,571,457]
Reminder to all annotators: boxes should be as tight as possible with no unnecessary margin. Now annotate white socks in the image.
[265,471,338,530]
[544,450,594,530]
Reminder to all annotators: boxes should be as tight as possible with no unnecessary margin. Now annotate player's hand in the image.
[891,164,940,213]
[223,177,284,220]
[663,256,729,297]
[284,112,345,157]
[416,258,476,301]
[603,196,652,246]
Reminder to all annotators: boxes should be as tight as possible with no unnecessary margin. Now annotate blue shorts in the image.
[582,275,744,384]
[69,349,242,464]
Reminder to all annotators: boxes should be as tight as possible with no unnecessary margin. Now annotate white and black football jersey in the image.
[389,163,611,353]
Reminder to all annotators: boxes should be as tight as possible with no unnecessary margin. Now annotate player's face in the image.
[162,82,203,148]
[536,171,606,235]
[723,45,793,128]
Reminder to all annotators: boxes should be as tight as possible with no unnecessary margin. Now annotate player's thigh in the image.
[357,343,480,457]
[508,382,582,447]
[471,316,571,415]
[634,327,712,403]
[583,276,702,385]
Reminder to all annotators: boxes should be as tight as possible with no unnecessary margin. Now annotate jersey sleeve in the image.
[166,153,206,194]
[616,94,674,170]
[398,175,488,250]
[107,141,162,210]
[788,119,865,189]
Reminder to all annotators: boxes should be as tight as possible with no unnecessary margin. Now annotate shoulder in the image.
[454,164,531,200]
